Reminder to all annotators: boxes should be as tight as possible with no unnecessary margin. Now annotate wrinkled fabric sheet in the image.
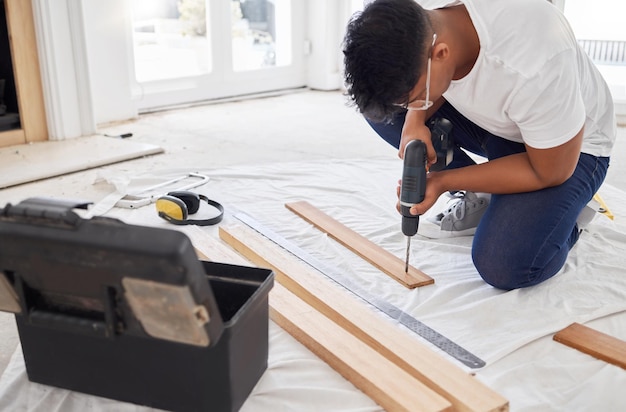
[1,157,625,411]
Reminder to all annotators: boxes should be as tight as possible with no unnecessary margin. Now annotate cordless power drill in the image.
[400,118,452,273]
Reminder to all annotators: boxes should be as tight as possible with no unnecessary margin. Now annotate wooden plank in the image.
[285,200,432,288]
[186,228,451,411]
[184,226,250,266]
[219,224,509,412]
[0,135,163,189]
[5,0,48,142]
[0,129,26,148]
[270,283,452,412]
[554,322,626,370]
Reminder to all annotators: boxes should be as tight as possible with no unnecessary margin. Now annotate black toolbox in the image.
[0,198,274,412]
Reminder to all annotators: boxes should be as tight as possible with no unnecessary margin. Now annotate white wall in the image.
[31,0,93,139]
[305,1,354,91]
[81,1,137,126]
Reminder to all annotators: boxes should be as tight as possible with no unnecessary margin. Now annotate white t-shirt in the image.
[420,0,616,156]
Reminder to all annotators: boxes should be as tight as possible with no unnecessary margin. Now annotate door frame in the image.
[0,0,47,147]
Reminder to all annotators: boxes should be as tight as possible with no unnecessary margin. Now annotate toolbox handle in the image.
[29,310,110,338]
[13,275,118,339]
[2,197,92,228]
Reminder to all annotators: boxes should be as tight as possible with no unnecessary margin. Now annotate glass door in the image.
[130,0,305,111]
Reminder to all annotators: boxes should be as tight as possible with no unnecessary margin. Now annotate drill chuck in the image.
[400,140,427,237]
[401,214,419,237]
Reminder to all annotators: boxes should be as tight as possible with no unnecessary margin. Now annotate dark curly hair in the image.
[342,0,431,123]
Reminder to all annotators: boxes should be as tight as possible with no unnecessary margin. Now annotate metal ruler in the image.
[234,211,486,369]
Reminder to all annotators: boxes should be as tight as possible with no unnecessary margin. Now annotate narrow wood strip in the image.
[219,224,508,412]
[285,200,432,288]
[5,0,48,142]
[554,322,626,370]
[270,283,452,412]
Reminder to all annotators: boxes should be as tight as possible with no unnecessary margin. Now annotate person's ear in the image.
[433,42,449,62]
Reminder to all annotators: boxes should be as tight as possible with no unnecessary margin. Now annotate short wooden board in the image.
[285,200,433,288]
[554,322,626,370]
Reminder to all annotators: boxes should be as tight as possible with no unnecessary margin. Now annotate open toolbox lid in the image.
[0,197,225,347]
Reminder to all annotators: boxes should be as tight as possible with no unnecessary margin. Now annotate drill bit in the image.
[405,236,411,273]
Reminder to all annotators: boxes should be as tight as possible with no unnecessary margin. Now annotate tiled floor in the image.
[1,89,625,376]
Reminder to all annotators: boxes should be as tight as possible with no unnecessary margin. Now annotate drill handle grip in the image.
[400,139,427,214]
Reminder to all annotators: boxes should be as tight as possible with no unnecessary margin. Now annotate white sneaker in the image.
[429,191,490,237]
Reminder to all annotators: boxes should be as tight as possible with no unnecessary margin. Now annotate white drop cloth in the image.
[1,157,625,411]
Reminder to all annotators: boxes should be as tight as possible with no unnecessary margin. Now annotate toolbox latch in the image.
[122,277,212,347]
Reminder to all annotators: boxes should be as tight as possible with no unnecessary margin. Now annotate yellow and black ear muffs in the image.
[156,191,224,226]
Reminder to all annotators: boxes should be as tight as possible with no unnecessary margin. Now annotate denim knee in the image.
[471,240,570,290]
[471,240,537,290]
[471,247,520,290]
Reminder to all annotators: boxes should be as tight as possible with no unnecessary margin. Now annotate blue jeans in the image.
[368,103,610,290]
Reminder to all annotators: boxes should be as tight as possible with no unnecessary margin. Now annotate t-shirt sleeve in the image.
[507,49,586,149]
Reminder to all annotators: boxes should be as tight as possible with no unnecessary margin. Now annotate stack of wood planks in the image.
[185,219,509,412]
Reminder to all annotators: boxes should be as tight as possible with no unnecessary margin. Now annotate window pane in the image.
[564,0,626,102]
[132,0,211,82]
[564,0,626,41]
[231,0,292,72]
